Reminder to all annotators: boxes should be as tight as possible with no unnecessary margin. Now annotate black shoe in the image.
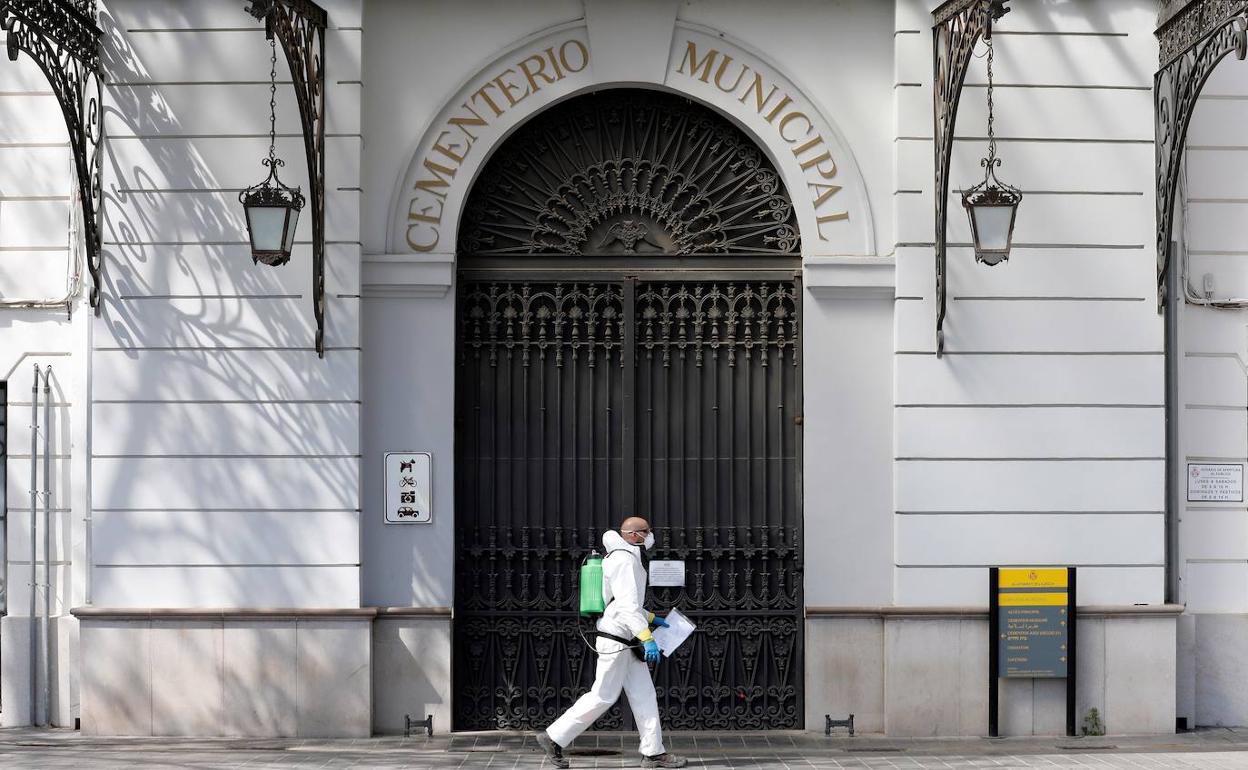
[535,732,570,768]
[641,753,687,768]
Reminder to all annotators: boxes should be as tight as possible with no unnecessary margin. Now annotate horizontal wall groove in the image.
[1185,505,1248,511]
[108,81,295,87]
[950,296,1146,302]
[91,399,361,405]
[7,454,71,460]
[895,403,1164,408]
[897,136,1153,145]
[95,563,361,569]
[125,26,363,33]
[956,190,1144,196]
[93,508,361,513]
[896,563,1163,568]
[896,510,1163,516]
[993,30,1129,37]
[894,242,1145,250]
[104,133,362,140]
[90,453,362,460]
[963,83,1149,91]
[92,345,357,353]
[4,508,72,514]
[117,294,302,300]
[893,351,1163,356]
[895,456,1164,462]
[1185,404,1245,411]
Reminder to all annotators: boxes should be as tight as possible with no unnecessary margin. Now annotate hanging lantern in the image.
[961,30,1021,267]
[239,36,303,267]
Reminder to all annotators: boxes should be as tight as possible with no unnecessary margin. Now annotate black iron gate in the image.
[452,91,803,732]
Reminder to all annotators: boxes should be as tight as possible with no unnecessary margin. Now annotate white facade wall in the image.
[1174,54,1248,728]
[0,30,87,727]
[92,0,363,609]
[0,0,1236,738]
[894,0,1164,607]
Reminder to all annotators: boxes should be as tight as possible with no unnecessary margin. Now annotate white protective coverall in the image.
[546,530,665,756]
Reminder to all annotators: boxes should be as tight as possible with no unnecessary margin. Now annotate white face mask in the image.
[643,532,655,550]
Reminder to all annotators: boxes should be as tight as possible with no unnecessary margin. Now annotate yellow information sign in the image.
[998,592,1068,606]
[999,568,1068,590]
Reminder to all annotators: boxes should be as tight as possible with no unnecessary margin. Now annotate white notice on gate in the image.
[1188,463,1244,502]
[648,560,685,587]
[652,607,696,657]
[385,452,433,523]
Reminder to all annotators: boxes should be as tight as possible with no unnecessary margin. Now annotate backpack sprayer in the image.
[576,549,746,700]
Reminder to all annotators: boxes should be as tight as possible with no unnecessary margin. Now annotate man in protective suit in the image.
[536,517,687,768]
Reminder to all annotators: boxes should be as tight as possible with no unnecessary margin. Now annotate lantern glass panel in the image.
[970,201,1015,252]
[246,204,290,254]
[283,207,301,254]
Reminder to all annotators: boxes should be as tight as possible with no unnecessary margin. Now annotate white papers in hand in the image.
[652,607,696,657]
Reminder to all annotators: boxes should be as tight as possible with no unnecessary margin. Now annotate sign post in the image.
[988,566,1077,737]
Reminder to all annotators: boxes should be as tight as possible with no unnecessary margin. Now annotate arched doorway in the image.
[453,90,803,731]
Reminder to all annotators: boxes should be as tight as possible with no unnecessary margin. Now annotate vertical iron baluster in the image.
[623,279,637,518]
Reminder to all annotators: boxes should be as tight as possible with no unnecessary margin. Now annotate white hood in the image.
[602,529,637,555]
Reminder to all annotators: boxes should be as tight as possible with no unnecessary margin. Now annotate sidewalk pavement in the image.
[4,727,1248,768]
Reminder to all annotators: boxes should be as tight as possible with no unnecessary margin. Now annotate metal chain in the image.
[268,35,278,164]
[985,33,997,166]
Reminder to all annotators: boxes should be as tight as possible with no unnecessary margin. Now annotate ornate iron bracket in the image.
[1155,0,1248,312]
[246,0,327,357]
[0,0,102,312]
[932,0,1009,357]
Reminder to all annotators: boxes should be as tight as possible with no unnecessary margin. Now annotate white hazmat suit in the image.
[545,530,665,757]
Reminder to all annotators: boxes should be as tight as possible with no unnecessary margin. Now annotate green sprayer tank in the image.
[579,550,605,616]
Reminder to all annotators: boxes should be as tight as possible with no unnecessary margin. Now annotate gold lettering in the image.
[809,181,842,209]
[799,150,838,181]
[816,211,849,241]
[406,223,439,251]
[413,157,458,200]
[677,40,719,83]
[470,82,505,117]
[778,111,813,143]
[430,130,468,164]
[559,39,589,73]
[763,94,793,123]
[545,46,566,79]
[448,102,488,145]
[713,55,748,93]
[738,72,779,114]
[408,195,445,225]
[791,134,824,157]
[492,68,531,108]
[519,53,557,94]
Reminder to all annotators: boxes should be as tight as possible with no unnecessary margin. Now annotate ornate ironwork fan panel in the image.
[458,91,799,257]
[454,278,803,731]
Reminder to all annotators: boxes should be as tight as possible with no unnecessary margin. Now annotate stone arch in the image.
[386,20,873,259]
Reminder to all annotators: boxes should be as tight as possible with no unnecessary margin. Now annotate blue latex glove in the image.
[642,639,660,664]
[652,615,670,628]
